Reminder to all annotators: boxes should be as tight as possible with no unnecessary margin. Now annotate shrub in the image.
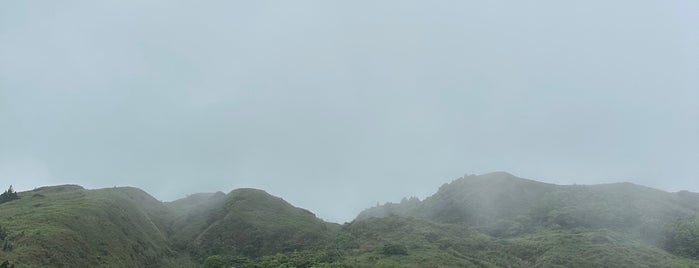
[0,226,7,241]
[1,241,11,252]
[382,243,408,255]
[0,260,14,268]
[203,255,224,268]
[0,186,19,204]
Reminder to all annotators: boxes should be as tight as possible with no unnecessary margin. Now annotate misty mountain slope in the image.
[334,215,511,267]
[356,172,699,254]
[331,216,697,268]
[424,172,558,226]
[357,172,556,224]
[197,214,699,268]
[500,228,699,268]
[0,185,176,268]
[166,192,228,243]
[176,188,340,260]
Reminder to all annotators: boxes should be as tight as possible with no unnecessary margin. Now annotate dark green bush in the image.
[203,255,224,268]
[0,186,19,204]
[382,243,408,255]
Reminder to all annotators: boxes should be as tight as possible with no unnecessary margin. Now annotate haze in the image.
[1,1,697,223]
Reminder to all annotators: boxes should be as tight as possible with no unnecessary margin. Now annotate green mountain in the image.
[0,185,175,267]
[2,172,699,267]
[335,215,695,267]
[0,186,338,267]
[170,188,339,259]
[357,172,699,262]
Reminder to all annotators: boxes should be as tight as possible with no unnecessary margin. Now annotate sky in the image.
[0,1,697,223]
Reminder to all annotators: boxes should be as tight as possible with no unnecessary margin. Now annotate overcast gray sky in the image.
[1,1,697,222]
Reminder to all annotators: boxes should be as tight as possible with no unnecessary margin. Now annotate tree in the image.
[666,219,699,258]
[0,186,19,204]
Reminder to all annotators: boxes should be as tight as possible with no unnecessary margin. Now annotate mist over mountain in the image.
[358,172,699,246]
[2,172,699,267]
[1,0,697,225]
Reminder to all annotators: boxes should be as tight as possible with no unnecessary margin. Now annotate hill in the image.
[2,172,699,267]
[168,188,339,262]
[333,216,697,267]
[0,186,338,267]
[357,172,699,258]
[0,185,175,267]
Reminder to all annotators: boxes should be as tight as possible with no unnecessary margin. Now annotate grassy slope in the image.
[503,229,697,268]
[166,192,228,245]
[233,216,699,268]
[192,188,340,258]
[349,172,699,267]
[338,216,699,268]
[0,185,177,268]
[357,172,699,242]
[0,186,340,267]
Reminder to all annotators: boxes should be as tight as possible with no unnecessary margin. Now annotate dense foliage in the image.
[666,218,699,258]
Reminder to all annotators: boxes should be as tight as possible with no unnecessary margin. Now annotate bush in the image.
[0,186,19,204]
[382,243,408,255]
[1,241,11,252]
[0,260,14,268]
[203,255,224,268]
[0,226,7,241]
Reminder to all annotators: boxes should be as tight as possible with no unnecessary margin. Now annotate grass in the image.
[0,185,181,268]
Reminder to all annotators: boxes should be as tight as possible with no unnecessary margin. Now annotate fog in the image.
[0,1,697,223]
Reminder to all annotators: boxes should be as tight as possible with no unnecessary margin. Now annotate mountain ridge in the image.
[2,172,699,267]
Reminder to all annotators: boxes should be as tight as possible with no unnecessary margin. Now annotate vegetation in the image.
[0,260,15,268]
[381,243,408,255]
[2,172,699,267]
[358,173,699,250]
[0,186,19,204]
[666,218,699,258]
[0,185,177,267]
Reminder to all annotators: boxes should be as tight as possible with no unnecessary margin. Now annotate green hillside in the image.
[0,185,175,267]
[193,215,699,268]
[170,188,340,262]
[357,172,699,261]
[333,216,697,268]
[2,172,699,267]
